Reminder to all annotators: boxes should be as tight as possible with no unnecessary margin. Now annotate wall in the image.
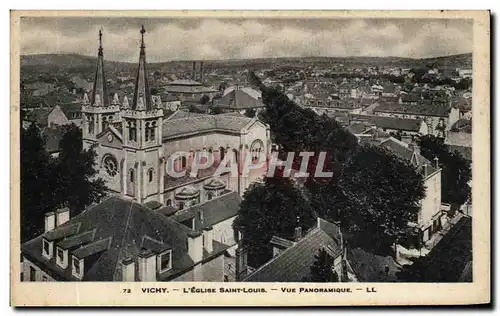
[47,106,70,127]
[419,170,442,236]
[22,257,56,282]
[446,131,472,147]
[213,216,237,248]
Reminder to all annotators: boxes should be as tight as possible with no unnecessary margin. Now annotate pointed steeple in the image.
[132,25,153,111]
[91,29,110,107]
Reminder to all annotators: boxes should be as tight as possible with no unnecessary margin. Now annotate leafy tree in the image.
[54,124,107,217]
[305,248,339,282]
[336,144,425,253]
[233,176,317,267]
[417,135,471,213]
[20,124,58,242]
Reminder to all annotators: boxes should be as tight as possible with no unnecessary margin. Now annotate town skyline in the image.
[21,17,473,62]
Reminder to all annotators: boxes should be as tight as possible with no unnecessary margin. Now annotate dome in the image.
[175,185,200,200]
[203,178,226,191]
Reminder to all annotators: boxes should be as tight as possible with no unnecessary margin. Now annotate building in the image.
[21,196,230,282]
[161,79,218,104]
[213,86,265,115]
[241,218,353,282]
[22,104,81,129]
[457,68,473,79]
[374,102,460,138]
[81,27,270,209]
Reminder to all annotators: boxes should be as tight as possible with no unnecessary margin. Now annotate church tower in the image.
[121,25,164,203]
[82,30,121,148]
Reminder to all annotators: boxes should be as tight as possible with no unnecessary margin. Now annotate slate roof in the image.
[371,116,423,132]
[169,191,241,230]
[21,196,228,281]
[162,111,253,139]
[244,218,342,282]
[215,89,265,110]
[379,137,437,176]
[375,102,450,117]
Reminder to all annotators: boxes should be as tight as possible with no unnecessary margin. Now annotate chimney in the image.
[192,61,197,81]
[235,245,248,281]
[44,212,55,232]
[122,257,135,281]
[187,231,203,263]
[203,226,213,253]
[293,216,302,241]
[422,163,428,177]
[56,207,70,226]
[199,62,203,82]
[138,248,156,281]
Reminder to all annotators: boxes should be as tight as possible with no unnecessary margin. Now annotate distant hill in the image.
[20,53,472,75]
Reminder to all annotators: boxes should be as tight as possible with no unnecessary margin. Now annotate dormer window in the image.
[157,249,172,274]
[56,247,68,269]
[72,256,83,279]
[42,238,53,260]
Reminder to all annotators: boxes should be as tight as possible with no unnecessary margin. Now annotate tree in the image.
[336,144,425,253]
[417,135,471,212]
[305,248,339,282]
[233,176,317,267]
[20,124,58,242]
[54,124,107,217]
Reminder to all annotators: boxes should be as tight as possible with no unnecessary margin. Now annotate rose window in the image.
[103,155,118,177]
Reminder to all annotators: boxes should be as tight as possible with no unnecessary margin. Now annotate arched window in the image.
[145,122,150,141]
[129,169,135,183]
[207,192,213,201]
[181,156,187,170]
[219,146,225,161]
[102,116,108,131]
[178,202,184,210]
[166,199,172,206]
[250,140,264,163]
[148,169,154,183]
[150,121,156,141]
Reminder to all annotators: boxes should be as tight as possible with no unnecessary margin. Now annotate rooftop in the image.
[22,196,228,281]
[244,218,342,282]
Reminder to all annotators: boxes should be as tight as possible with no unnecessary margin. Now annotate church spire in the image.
[132,25,153,111]
[91,29,109,107]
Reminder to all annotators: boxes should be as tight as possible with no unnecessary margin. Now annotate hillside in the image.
[20,53,473,75]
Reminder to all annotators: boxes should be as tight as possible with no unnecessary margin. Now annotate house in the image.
[21,196,229,282]
[374,102,460,138]
[241,218,354,282]
[382,83,399,98]
[446,119,472,148]
[161,94,181,111]
[457,68,473,79]
[378,137,444,248]
[349,115,429,139]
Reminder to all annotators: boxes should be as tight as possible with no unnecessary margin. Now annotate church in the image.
[81,26,271,209]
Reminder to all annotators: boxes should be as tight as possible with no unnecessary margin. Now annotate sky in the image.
[20,17,473,62]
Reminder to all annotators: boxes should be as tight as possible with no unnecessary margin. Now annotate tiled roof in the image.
[162,111,253,139]
[21,196,227,281]
[375,102,450,117]
[215,89,265,110]
[244,219,342,282]
[169,191,241,230]
[371,116,423,132]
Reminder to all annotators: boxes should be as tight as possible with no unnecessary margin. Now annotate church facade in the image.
[81,27,270,209]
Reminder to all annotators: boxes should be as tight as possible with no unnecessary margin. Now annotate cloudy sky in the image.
[21,17,472,62]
